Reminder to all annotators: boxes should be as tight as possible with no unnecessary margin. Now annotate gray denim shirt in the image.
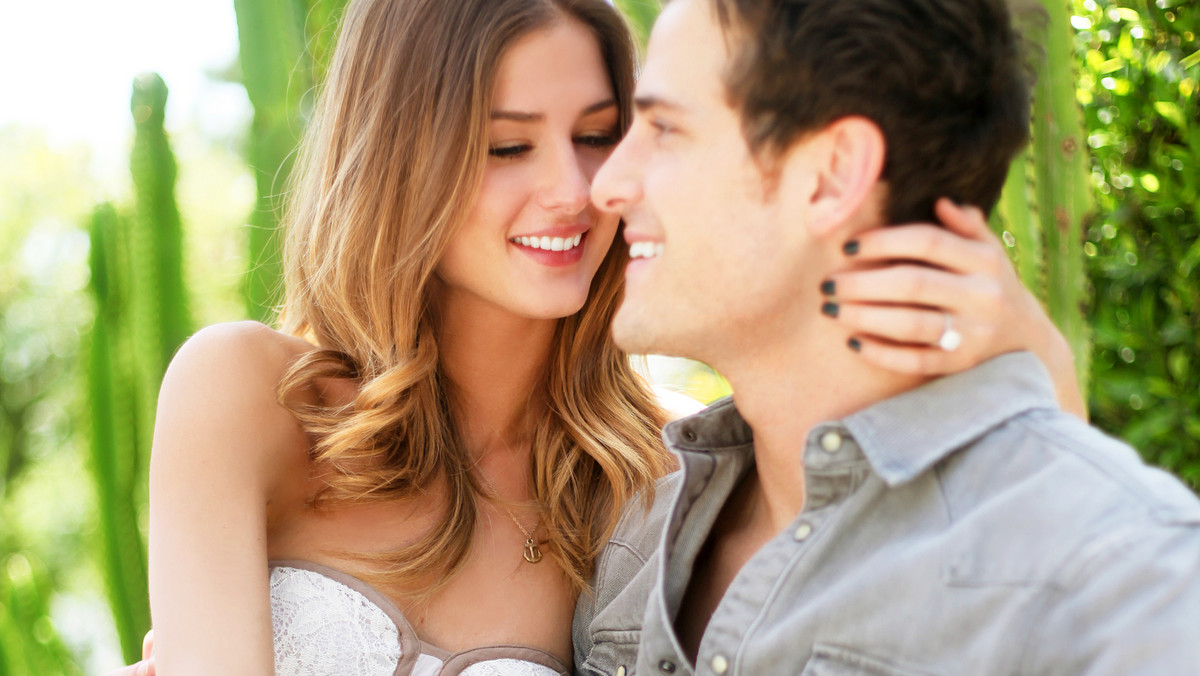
[573,352,1200,675]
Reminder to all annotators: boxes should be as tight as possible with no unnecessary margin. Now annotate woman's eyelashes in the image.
[575,132,619,149]
[489,143,532,159]
[487,131,619,160]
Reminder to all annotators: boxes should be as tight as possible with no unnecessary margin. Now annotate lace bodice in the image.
[269,562,569,676]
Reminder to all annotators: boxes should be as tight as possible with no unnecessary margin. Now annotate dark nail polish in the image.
[843,240,860,256]
[820,280,836,295]
[821,302,839,318]
[848,337,862,352]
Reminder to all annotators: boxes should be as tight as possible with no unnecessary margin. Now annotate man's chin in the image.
[611,309,659,356]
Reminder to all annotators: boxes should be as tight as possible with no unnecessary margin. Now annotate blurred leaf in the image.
[1154,101,1186,129]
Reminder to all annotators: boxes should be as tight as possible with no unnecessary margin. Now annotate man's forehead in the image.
[637,0,728,113]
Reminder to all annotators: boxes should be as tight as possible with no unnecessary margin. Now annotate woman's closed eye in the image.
[575,132,619,150]
[489,143,533,159]
[488,132,617,160]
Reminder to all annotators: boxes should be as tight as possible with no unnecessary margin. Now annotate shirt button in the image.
[616,668,626,676]
[819,431,843,453]
[658,659,677,673]
[711,654,729,674]
[793,522,813,541]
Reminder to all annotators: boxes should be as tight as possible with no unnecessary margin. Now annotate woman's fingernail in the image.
[848,337,862,352]
[843,240,860,256]
[821,302,839,318]
[820,280,836,295]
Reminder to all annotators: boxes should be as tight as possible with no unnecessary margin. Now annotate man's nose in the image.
[592,132,644,216]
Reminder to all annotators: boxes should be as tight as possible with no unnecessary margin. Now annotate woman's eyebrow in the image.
[490,98,617,122]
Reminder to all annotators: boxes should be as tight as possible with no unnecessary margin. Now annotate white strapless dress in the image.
[269,561,569,676]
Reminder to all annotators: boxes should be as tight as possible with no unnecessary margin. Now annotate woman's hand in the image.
[821,198,1086,419]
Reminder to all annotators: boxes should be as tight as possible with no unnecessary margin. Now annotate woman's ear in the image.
[781,116,886,239]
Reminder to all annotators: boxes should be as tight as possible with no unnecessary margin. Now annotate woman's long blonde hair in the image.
[275,0,672,595]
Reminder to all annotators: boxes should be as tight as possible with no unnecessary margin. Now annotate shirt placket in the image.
[691,423,868,676]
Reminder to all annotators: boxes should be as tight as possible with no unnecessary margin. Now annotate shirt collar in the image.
[663,351,1060,486]
[663,395,753,452]
[843,351,1060,486]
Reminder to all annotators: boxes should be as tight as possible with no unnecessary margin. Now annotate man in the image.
[574,0,1200,673]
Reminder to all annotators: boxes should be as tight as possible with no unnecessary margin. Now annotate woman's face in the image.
[435,17,622,320]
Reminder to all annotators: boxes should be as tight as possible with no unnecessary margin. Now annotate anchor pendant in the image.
[523,537,543,563]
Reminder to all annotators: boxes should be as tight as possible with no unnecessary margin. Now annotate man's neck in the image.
[718,325,932,532]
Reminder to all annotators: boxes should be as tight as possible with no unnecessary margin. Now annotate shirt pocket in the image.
[799,643,938,676]
[579,635,640,676]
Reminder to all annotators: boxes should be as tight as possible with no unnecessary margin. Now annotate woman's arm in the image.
[822,198,1087,419]
[148,321,308,675]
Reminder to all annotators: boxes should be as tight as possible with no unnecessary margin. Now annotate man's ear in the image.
[782,116,885,238]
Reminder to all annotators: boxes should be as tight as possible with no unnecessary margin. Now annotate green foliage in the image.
[235,0,351,321]
[0,128,93,675]
[1072,0,1200,488]
[0,554,84,675]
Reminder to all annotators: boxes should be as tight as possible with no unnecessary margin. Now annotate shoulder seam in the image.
[1022,417,1200,522]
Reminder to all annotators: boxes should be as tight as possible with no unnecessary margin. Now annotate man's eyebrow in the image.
[633,95,687,114]
[490,99,618,122]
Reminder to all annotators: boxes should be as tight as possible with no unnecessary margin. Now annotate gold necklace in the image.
[475,469,543,564]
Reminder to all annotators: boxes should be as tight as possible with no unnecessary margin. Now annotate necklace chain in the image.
[475,469,543,564]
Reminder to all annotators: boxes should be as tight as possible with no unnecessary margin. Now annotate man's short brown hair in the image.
[710,0,1031,223]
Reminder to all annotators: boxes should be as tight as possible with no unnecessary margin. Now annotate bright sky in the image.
[0,0,249,179]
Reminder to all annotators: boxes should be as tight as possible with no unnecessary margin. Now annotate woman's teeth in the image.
[513,234,584,251]
[628,241,664,259]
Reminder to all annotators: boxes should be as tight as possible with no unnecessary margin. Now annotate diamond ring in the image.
[937,313,962,352]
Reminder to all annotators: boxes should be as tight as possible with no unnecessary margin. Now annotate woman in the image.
[119,0,1082,674]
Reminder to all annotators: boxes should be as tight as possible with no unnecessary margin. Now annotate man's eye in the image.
[489,144,531,159]
[651,119,675,136]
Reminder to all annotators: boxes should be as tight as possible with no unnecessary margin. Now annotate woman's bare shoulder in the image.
[154,321,317,488]
[173,320,314,369]
[163,321,317,395]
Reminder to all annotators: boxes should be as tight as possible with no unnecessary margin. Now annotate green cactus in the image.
[87,201,150,664]
[83,73,193,663]
[130,73,192,403]
[1028,0,1093,392]
[614,0,661,47]
[234,0,311,321]
[995,0,1094,393]
[233,0,352,322]
[994,147,1045,305]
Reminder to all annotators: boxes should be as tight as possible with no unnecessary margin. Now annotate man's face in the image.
[592,0,819,363]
